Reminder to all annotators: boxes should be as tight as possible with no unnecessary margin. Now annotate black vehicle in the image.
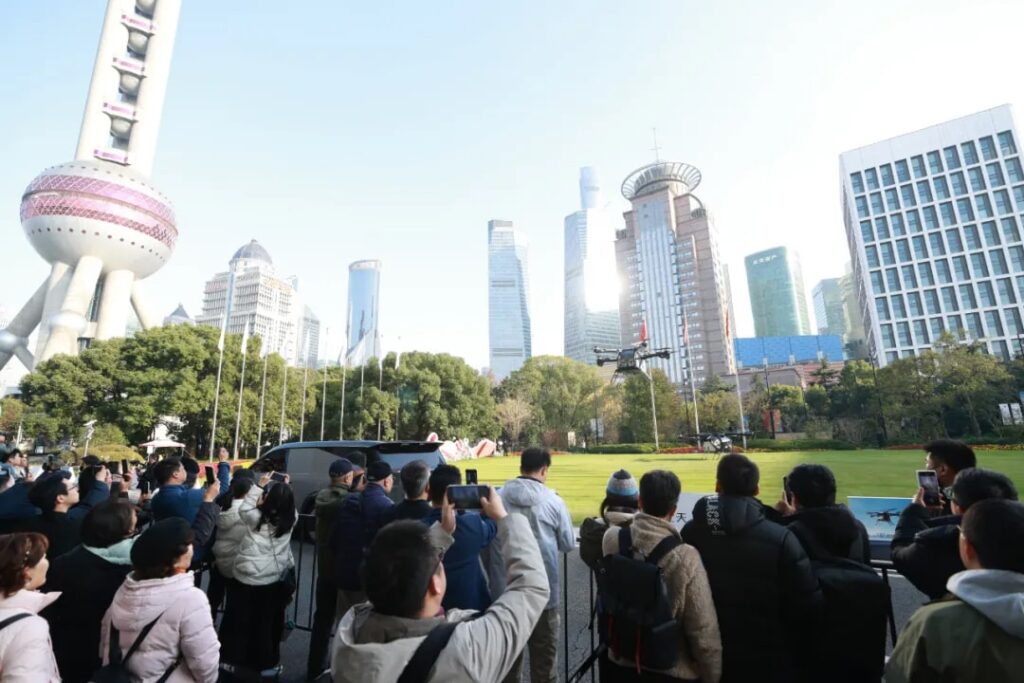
[251,440,449,522]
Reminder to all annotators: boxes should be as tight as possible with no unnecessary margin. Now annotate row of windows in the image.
[884,339,1012,363]
[868,251,1024,294]
[863,220,1023,264]
[856,185,1022,222]
[875,279,1020,321]
[879,309,1020,352]
[851,131,1016,194]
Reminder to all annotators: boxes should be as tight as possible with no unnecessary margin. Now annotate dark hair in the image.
[0,449,14,464]
[951,468,1018,511]
[81,455,102,467]
[600,494,639,520]
[400,460,430,500]
[181,457,200,476]
[787,464,837,508]
[717,453,760,496]
[131,520,194,580]
[78,464,106,502]
[152,458,183,486]
[961,499,1024,572]
[217,476,254,511]
[81,500,135,548]
[0,533,48,596]
[639,470,681,518]
[258,483,296,538]
[925,439,977,472]
[28,472,71,512]
[520,447,551,474]
[363,520,441,618]
[428,465,461,506]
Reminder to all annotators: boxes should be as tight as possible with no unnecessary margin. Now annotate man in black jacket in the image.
[892,467,1017,599]
[386,460,432,522]
[682,454,823,683]
[923,439,976,513]
[21,470,82,558]
[775,463,870,563]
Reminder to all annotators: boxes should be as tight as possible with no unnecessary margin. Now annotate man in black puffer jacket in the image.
[682,454,823,683]
[892,467,1018,600]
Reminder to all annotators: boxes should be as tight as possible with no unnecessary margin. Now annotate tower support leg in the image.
[130,280,160,330]
[40,255,103,361]
[33,262,72,359]
[0,279,47,371]
[95,269,135,340]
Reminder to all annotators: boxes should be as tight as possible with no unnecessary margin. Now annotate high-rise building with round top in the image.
[0,0,182,373]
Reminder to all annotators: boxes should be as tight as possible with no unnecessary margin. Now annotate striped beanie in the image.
[606,469,639,498]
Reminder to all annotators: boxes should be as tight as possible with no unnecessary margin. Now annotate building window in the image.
[895,159,911,182]
[871,192,885,215]
[969,167,987,192]
[1005,307,1023,335]
[886,268,902,291]
[930,317,946,336]
[918,262,936,286]
[917,180,933,203]
[901,184,917,207]
[958,283,977,307]
[983,221,1002,246]
[953,256,970,281]
[913,319,930,344]
[997,278,1017,304]
[945,229,964,253]
[935,258,952,283]
[956,198,975,222]
[1006,158,1024,184]
[966,313,985,339]
[976,194,994,219]
[924,289,941,314]
[998,131,1017,156]
[912,235,928,259]
[964,224,982,249]
[980,136,998,161]
[934,176,951,200]
[987,162,1006,188]
[891,214,907,236]
[912,155,927,178]
[929,231,946,255]
[923,206,940,230]
[947,315,965,336]
[940,202,957,226]
[896,238,912,262]
[927,150,944,174]
[951,171,968,196]
[995,190,1013,215]
[875,217,891,239]
[880,242,895,265]
[865,245,880,268]
[876,297,891,321]
[860,220,875,242]
[1010,245,1024,272]
[978,280,997,307]
[871,270,886,294]
[991,249,1009,275]
[971,252,991,277]
[942,287,959,311]
[865,168,880,190]
[906,209,923,233]
[908,291,924,315]
[851,172,865,194]
[962,141,980,165]
[880,164,895,186]
[885,188,900,211]
[891,294,908,318]
[1014,186,1024,206]
[902,265,919,288]
[856,196,870,219]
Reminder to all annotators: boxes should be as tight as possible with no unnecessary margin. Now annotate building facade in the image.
[812,278,849,339]
[840,105,1024,364]
[733,334,844,369]
[298,306,320,369]
[196,240,308,366]
[564,167,621,364]
[615,162,735,387]
[489,219,532,381]
[345,260,381,367]
[745,246,812,337]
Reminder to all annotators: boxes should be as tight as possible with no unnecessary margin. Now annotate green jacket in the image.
[886,569,1024,683]
[314,483,351,578]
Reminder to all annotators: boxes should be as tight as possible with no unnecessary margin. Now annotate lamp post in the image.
[763,360,776,439]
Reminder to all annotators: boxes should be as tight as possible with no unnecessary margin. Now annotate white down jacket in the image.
[212,498,246,579]
[231,484,295,586]
[0,589,61,682]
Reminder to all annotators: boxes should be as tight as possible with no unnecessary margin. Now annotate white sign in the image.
[1000,403,1012,426]
[671,492,713,530]
[1012,403,1024,425]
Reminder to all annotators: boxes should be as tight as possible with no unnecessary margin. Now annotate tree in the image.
[698,390,740,433]
[495,397,532,448]
[619,369,682,444]
[499,356,602,447]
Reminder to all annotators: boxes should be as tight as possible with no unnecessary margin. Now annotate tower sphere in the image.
[20,160,176,278]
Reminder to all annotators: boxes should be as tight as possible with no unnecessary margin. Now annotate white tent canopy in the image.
[138,439,185,449]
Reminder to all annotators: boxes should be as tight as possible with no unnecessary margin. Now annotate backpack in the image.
[595,526,682,673]
[578,517,608,570]
[90,613,178,683]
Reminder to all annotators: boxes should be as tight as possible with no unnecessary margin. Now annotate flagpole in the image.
[376,354,384,440]
[278,365,288,445]
[209,316,227,461]
[358,363,365,439]
[726,313,747,449]
[339,364,347,439]
[299,365,309,441]
[232,323,249,459]
[256,349,269,457]
[394,338,402,440]
[320,367,328,440]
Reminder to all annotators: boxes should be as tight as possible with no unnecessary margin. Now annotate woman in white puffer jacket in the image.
[218,473,296,682]
[0,532,61,682]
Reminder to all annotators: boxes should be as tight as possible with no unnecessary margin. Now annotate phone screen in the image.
[269,471,287,483]
[447,485,487,510]
[204,465,215,486]
[466,469,478,485]
[139,480,151,495]
[121,460,130,476]
[917,470,940,506]
[783,476,791,503]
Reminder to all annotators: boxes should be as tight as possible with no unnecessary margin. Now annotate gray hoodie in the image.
[948,569,1024,638]
[331,514,549,682]
[490,477,575,610]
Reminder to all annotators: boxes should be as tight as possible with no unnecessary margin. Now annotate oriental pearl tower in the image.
[0,0,181,371]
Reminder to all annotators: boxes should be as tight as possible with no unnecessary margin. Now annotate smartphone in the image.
[204,465,215,486]
[269,471,287,484]
[139,480,151,495]
[447,485,488,510]
[121,460,130,476]
[466,469,478,485]
[917,470,941,506]
[782,476,792,504]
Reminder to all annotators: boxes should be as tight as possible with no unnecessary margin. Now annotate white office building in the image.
[840,105,1024,364]
[564,167,621,364]
[488,220,532,381]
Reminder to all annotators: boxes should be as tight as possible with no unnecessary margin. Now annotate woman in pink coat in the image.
[0,532,61,681]
[101,518,220,682]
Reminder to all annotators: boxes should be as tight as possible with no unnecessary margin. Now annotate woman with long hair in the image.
[218,473,297,681]
[0,532,61,680]
[100,518,219,681]
[207,474,255,620]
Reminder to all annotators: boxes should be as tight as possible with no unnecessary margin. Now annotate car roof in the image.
[261,440,443,455]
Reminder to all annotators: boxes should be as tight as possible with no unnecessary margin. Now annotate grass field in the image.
[469,450,1024,524]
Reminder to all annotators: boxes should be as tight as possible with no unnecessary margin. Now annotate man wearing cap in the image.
[306,456,357,681]
[330,460,396,627]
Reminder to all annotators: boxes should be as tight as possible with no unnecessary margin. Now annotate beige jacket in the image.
[603,512,722,683]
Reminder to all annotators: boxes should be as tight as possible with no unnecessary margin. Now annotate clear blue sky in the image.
[2,0,1023,372]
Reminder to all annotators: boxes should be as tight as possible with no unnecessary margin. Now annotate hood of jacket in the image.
[788,505,861,557]
[695,494,766,535]
[108,571,197,625]
[603,508,636,527]
[500,477,548,507]
[85,537,135,566]
[948,569,1024,639]
[0,589,60,615]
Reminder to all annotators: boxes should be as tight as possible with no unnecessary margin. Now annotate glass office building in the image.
[345,260,381,366]
[488,220,532,381]
[744,246,812,338]
[840,105,1024,364]
[812,277,849,339]
[734,335,844,369]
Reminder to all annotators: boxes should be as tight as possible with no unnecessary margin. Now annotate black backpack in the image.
[90,612,178,683]
[596,526,682,673]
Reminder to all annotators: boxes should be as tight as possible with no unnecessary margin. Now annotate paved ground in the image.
[262,533,929,682]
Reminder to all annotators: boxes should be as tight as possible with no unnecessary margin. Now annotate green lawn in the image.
[468,450,1024,524]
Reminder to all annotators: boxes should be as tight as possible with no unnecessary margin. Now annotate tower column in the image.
[41,255,103,361]
[0,279,48,371]
[33,262,73,359]
[95,269,135,340]
[130,279,160,330]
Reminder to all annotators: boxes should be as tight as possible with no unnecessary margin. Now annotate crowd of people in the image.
[0,436,1020,682]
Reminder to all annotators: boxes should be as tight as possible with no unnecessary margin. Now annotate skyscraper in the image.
[745,246,812,338]
[840,104,1024,364]
[0,0,182,372]
[812,278,849,339]
[298,306,321,369]
[488,220,532,381]
[564,167,621,363]
[615,162,735,387]
[345,260,382,366]
[196,240,309,366]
